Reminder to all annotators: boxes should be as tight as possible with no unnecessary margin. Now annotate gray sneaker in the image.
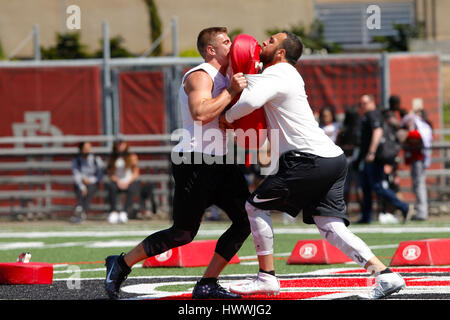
[368,272,405,299]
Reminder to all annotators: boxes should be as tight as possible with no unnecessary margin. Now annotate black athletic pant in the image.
[141,153,251,262]
[106,180,140,214]
[74,183,99,212]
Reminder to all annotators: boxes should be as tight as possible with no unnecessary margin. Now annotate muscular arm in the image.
[184,70,245,125]
[225,73,277,123]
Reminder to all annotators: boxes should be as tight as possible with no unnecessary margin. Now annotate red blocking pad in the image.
[390,238,450,266]
[229,34,267,150]
[142,240,241,268]
[0,262,53,284]
[287,239,353,265]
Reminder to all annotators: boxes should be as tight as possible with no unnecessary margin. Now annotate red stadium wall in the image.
[0,66,103,213]
[389,54,440,132]
[0,66,102,139]
[297,57,381,115]
[118,70,166,138]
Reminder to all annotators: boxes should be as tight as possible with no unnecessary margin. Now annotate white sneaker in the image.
[108,211,119,224]
[119,211,128,224]
[229,272,280,296]
[367,272,405,299]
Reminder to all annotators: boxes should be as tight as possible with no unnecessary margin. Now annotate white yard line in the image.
[1,226,450,239]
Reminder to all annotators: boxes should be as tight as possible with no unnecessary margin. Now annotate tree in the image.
[94,35,134,58]
[0,39,5,60]
[41,32,91,59]
[143,0,163,56]
[373,23,423,52]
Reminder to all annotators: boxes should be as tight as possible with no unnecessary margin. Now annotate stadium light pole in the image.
[171,16,179,57]
[33,25,41,61]
[381,52,390,109]
[102,21,113,148]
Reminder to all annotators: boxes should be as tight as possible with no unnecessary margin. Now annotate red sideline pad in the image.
[287,239,352,265]
[142,240,241,268]
[390,238,450,266]
[0,262,53,284]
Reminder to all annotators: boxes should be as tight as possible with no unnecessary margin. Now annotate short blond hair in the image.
[197,27,228,58]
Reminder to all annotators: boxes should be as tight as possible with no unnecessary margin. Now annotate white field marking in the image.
[114,276,450,300]
[53,264,143,274]
[50,265,450,282]
[0,241,45,250]
[86,240,141,248]
[121,281,194,299]
[306,286,450,300]
[120,274,450,300]
[0,237,400,258]
[0,239,143,250]
[1,226,450,239]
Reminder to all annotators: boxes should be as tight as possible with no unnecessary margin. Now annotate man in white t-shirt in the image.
[221,31,405,299]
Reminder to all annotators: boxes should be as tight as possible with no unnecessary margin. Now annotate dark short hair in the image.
[279,31,303,65]
[197,27,228,58]
[389,95,401,110]
[78,141,87,152]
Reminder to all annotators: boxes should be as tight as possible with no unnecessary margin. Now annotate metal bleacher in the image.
[1,130,450,221]
[0,134,175,220]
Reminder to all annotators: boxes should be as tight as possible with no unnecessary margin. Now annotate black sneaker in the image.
[192,280,242,299]
[104,253,131,300]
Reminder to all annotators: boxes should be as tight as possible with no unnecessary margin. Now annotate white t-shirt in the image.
[114,157,133,184]
[225,62,343,157]
[173,62,229,156]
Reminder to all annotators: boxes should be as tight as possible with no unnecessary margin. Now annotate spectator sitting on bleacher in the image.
[106,140,140,224]
[71,142,104,223]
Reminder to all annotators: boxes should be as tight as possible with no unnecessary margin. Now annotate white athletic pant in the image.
[245,201,375,268]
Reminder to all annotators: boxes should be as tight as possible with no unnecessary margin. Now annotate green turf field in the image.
[1,218,450,282]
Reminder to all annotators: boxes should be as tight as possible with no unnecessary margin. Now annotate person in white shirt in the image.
[106,140,140,224]
[401,105,433,221]
[221,31,405,299]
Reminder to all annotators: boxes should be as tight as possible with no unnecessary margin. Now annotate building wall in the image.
[0,0,313,58]
[0,0,150,58]
[155,0,313,54]
[1,0,449,58]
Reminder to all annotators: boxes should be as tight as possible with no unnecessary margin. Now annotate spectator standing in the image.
[71,142,104,223]
[355,94,410,224]
[336,107,362,213]
[106,140,140,224]
[401,105,433,221]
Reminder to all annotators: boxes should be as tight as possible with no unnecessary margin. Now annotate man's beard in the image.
[259,49,276,66]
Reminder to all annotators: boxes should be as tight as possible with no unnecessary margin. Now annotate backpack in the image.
[375,122,401,165]
[403,129,424,165]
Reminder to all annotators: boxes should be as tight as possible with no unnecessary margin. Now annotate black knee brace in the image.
[141,226,197,258]
[215,219,251,261]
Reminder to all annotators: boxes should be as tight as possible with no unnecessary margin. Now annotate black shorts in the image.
[171,152,250,231]
[248,150,350,226]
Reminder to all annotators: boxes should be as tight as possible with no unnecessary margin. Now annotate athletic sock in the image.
[259,269,275,276]
[117,253,131,273]
[380,267,393,275]
[198,277,218,285]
